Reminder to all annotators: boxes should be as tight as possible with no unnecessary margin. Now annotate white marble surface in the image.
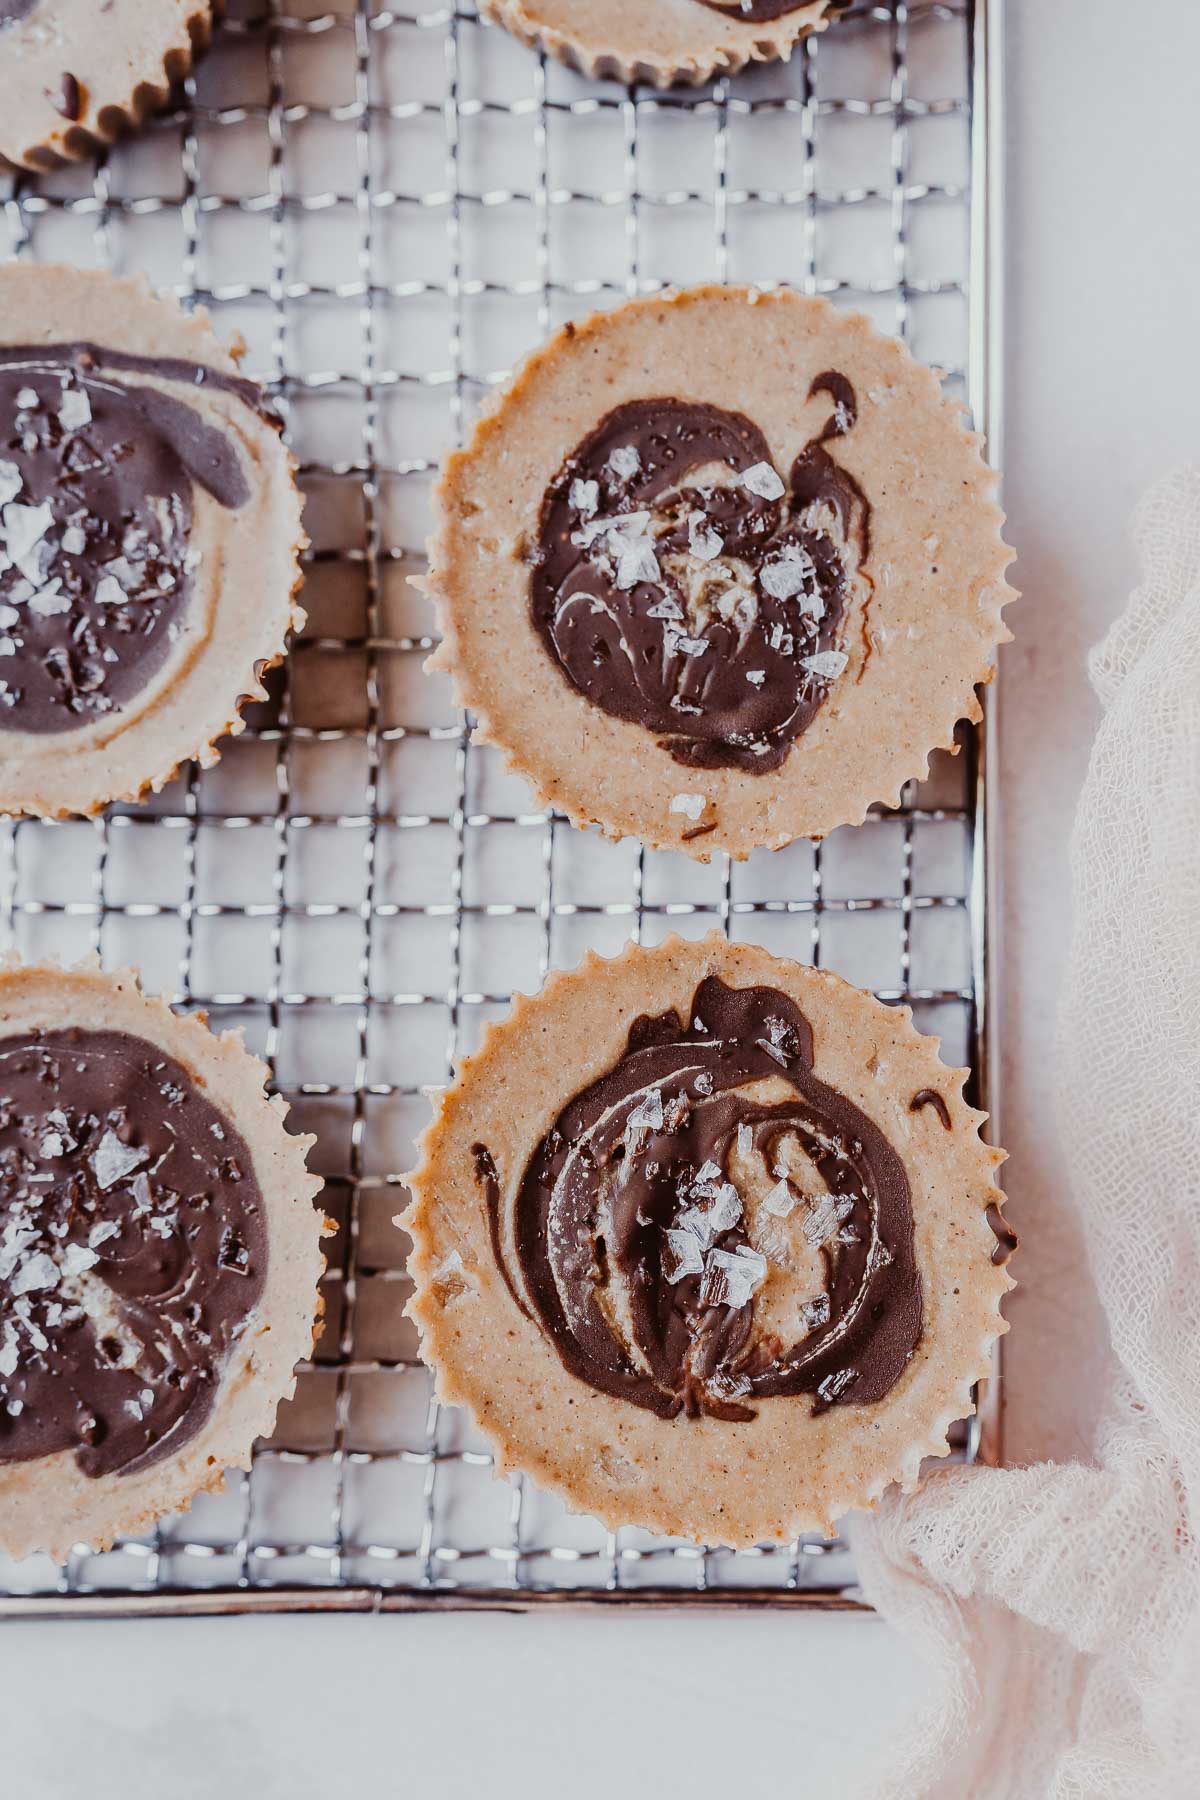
[4,2,1200,1793]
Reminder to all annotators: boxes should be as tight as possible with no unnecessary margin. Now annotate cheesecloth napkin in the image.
[851,467,1200,1800]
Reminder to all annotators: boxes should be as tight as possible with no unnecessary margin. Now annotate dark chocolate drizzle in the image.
[0,342,269,737]
[483,978,922,1423]
[910,1088,952,1130]
[0,1028,266,1479]
[693,0,827,20]
[531,376,871,774]
[986,1202,1018,1267]
[51,73,83,123]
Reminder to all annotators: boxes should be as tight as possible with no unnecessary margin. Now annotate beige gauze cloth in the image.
[850,468,1200,1800]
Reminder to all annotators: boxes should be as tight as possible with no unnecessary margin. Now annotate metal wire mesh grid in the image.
[0,0,998,1613]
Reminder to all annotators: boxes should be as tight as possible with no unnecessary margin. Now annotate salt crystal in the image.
[606,445,641,482]
[699,1245,768,1310]
[10,1251,59,1295]
[130,1171,153,1211]
[627,1091,665,1132]
[28,580,69,618]
[668,632,709,659]
[2,499,53,582]
[568,477,598,517]
[663,1229,704,1283]
[694,1070,714,1095]
[677,1183,742,1250]
[746,670,765,687]
[58,386,92,431]
[0,606,16,629]
[0,462,21,508]
[668,793,706,822]
[740,462,785,502]
[866,1238,893,1274]
[90,1129,149,1191]
[763,1177,797,1218]
[0,638,15,658]
[707,1368,752,1400]
[694,1159,722,1185]
[817,1366,857,1404]
[800,1293,832,1331]
[6,1400,22,1418]
[802,1192,856,1248]
[39,1131,66,1159]
[94,573,127,607]
[15,388,38,410]
[736,1123,753,1157]
[614,533,660,592]
[760,543,816,602]
[88,1220,121,1250]
[687,511,723,562]
[801,649,849,682]
[61,1242,98,1279]
[0,1324,19,1378]
[433,1248,465,1283]
[61,525,87,556]
[647,595,683,621]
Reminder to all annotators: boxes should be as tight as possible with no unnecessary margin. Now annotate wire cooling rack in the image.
[0,0,1003,1615]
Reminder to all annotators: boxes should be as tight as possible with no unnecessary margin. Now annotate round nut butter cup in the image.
[422,285,1017,860]
[0,0,218,173]
[403,932,1014,1549]
[0,955,326,1563]
[477,0,838,87]
[0,262,307,820]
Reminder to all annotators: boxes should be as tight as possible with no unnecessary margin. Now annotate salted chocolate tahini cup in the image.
[0,263,305,819]
[0,0,216,172]
[422,287,1016,859]
[478,0,840,88]
[404,934,1013,1547]
[0,958,324,1563]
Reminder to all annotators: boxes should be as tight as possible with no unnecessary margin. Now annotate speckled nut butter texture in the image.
[0,958,324,1564]
[0,0,216,172]
[0,264,306,820]
[423,287,1017,860]
[476,0,841,88]
[404,935,1014,1548]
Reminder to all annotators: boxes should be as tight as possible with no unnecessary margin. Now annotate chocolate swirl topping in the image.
[531,377,870,774]
[483,978,922,1423]
[0,1028,266,1479]
[0,342,268,736]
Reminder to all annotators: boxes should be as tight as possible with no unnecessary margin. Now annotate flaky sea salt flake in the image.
[817,1366,857,1404]
[763,1178,797,1218]
[90,1130,149,1191]
[627,1091,665,1132]
[663,1229,704,1283]
[687,511,723,562]
[740,461,785,502]
[606,444,641,482]
[568,477,599,517]
[61,1242,99,1279]
[799,1293,831,1332]
[801,649,849,682]
[11,1250,59,1295]
[59,386,92,431]
[94,573,127,607]
[28,579,69,618]
[668,792,706,822]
